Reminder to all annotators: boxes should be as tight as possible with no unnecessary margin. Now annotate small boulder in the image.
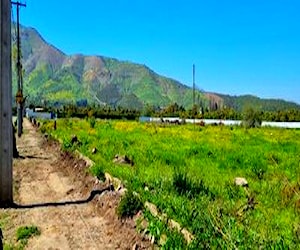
[159,234,167,246]
[234,177,248,187]
[92,147,97,154]
[132,243,140,250]
[113,154,134,166]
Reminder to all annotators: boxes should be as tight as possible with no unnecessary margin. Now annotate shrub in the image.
[62,137,73,151]
[173,171,192,196]
[89,164,106,182]
[16,225,40,243]
[89,116,96,128]
[242,108,262,128]
[117,190,143,218]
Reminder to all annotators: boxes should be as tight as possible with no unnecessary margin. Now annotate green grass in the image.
[42,118,300,248]
[117,190,143,218]
[16,225,40,243]
[1,224,40,250]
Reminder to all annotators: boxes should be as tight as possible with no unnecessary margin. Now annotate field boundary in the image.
[74,149,194,244]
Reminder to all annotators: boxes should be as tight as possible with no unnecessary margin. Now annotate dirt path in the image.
[1,119,150,249]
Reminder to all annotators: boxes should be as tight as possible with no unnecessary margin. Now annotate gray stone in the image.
[234,177,248,187]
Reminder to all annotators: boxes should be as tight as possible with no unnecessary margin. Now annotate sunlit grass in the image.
[43,118,300,248]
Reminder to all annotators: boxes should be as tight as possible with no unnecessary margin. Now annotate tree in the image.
[242,108,262,128]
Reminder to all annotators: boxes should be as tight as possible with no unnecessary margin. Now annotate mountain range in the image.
[13,24,300,111]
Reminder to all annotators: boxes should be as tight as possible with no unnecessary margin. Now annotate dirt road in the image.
[1,119,150,249]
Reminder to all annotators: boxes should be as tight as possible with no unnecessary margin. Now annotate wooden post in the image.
[0,0,13,206]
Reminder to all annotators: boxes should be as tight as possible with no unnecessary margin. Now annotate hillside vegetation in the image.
[219,94,300,112]
[15,25,203,109]
[12,24,300,112]
[42,119,300,248]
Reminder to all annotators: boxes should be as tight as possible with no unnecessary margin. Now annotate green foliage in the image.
[141,210,187,248]
[58,105,140,120]
[18,25,209,110]
[242,108,262,128]
[16,225,40,245]
[251,164,267,180]
[173,171,214,199]
[117,190,143,218]
[62,137,74,151]
[89,116,96,128]
[220,94,300,112]
[159,103,186,117]
[44,119,300,248]
[89,164,105,182]
[15,25,300,118]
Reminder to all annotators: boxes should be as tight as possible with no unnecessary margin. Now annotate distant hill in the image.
[216,94,300,112]
[14,25,203,109]
[13,24,300,111]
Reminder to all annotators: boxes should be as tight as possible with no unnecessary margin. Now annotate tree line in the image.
[25,102,300,122]
[145,103,300,122]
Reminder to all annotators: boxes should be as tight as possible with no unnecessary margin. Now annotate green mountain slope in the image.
[13,24,300,111]
[15,25,202,109]
[217,94,300,112]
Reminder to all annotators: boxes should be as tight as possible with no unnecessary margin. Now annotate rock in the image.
[135,215,148,231]
[118,188,128,196]
[181,228,194,244]
[234,177,248,187]
[159,234,167,246]
[92,147,97,154]
[168,219,181,231]
[151,235,155,245]
[145,202,158,217]
[105,173,113,183]
[113,154,134,166]
[132,243,139,250]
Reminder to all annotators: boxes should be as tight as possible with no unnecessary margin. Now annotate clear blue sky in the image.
[18,0,300,104]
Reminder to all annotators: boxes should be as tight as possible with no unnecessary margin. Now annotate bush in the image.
[62,137,73,151]
[117,190,143,218]
[89,116,96,128]
[242,108,262,128]
[89,164,106,182]
[16,225,40,243]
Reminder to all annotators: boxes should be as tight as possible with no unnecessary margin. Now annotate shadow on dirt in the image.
[16,155,51,160]
[10,185,114,209]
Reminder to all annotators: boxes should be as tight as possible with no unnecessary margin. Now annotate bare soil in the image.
[1,119,151,249]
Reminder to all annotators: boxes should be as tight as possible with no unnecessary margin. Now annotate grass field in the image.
[42,118,300,248]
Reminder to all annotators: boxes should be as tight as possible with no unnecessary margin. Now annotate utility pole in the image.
[192,64,196,127]
[193,64,195,108]
[0,0,13,206]
[12,1,26,137]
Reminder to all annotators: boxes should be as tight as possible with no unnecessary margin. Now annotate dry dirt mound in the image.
[1,119,151,249]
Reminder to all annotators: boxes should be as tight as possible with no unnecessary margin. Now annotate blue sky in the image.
[18,0,300,104]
